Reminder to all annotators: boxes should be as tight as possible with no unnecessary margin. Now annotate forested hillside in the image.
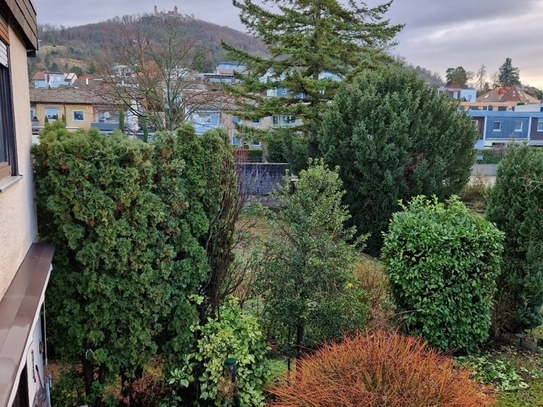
[31,14,268,77]
[30,13,443,87]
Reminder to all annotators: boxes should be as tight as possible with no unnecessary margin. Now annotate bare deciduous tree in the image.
[98,14,221,131]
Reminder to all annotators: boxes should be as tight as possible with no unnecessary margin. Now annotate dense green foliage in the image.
[486,144,543,331]
[319,66,478,255]
[224,0,403,165]
[265,128,312,173]
[498,57,521,87]
[446,66,470,88]
[190,297,271,407]
[382,195,504,353]
[255,160,366,357]
[477,148,506,164]
[32,122,216,402]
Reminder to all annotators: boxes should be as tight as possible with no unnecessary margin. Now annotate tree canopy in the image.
[223,0,403,161]
[498,57,521,87]
[319,66,477,255]
[445,66,471,88]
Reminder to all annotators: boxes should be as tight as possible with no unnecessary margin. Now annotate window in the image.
[97,111,118,123]
[538,120,543,132]
[272,115,296,126]
[493,121,501,131]
[45,107,59,122]
[231,115,240,124]
[251,118,261,125]
[0,39,16,180]
[72,110,85,121]
[515,121,523,131]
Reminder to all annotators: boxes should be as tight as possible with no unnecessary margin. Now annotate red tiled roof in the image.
[476,86,539,104]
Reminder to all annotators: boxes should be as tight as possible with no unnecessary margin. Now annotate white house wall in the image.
[0,23,38,299]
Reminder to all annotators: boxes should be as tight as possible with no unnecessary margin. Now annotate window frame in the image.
[492,121,501,131]
[514,121,523,132]
[45,106,59,122]
[537,120,543,132]
[72,110,85,122]
[0,39,16,181]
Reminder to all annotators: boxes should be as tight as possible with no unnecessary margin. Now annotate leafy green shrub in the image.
[266,330,496,407]
[50,363,86,407]
[486,144,543,332]
[382,195,504,353]
[193,297,271,407]
[247,149,263,162]
[456,355,528,392]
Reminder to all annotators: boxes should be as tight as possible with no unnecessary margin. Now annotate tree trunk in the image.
[295,324,304,381]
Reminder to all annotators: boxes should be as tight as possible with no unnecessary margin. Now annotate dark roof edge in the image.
[3,0,38,50]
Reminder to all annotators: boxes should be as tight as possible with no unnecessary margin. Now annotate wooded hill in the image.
[31,14,444,86]
[31,14,269,77]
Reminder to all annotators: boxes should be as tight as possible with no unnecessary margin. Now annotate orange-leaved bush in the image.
[266,330,496,407]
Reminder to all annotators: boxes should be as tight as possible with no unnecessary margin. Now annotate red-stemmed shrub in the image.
[266,330,496,407]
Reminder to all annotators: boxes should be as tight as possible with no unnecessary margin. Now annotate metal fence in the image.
[236,163,290,196]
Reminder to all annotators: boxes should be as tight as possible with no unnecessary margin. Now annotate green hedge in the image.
[476,149,506,164]
[382,195,503,354]
[32,122,210,402]
[486,144,543,331]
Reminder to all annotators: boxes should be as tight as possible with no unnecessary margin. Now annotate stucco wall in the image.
[0,24,38,299]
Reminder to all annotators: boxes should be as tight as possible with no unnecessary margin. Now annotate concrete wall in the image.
[0,23,38,299]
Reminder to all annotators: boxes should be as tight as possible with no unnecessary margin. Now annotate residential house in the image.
[30,85,122,136]
[0,1,55,406]
[438,86,477,102]
[476,85,539,105]
[466,104,543,148]
[201,62,246,85]
[32,71,77,89]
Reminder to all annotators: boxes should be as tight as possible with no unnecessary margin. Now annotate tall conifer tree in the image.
[223,0,403,164]
[498,57,521,87]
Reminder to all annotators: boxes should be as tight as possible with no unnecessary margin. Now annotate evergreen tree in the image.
[486,144,543,331]
[498,57,520,86]
[223,0,403,166]
[319,66,477,255]
[255,160,366,360]
[445,66,470,88]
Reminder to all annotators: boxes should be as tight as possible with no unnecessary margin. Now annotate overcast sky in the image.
[32,0,543,88]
